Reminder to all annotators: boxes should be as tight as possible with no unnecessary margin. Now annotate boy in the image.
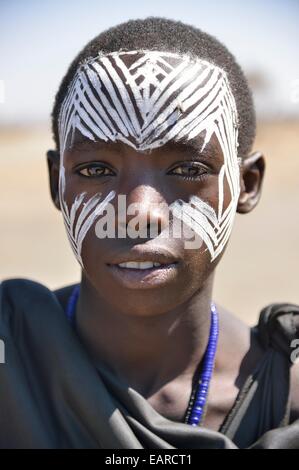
[0,17,298,449]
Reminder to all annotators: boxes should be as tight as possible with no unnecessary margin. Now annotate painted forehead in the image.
[58,50,239,156]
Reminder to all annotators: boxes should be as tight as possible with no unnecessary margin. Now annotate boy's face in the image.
[48,50,264,317]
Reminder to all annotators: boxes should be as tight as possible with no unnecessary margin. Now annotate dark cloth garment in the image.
[0,278,298,449]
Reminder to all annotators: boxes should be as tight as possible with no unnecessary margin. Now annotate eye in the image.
[76,163,116,178]
[168,162,209,181]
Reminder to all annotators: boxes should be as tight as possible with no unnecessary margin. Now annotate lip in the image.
[106,246,180,289]
[107,263,179,290]
[107,246,178,266]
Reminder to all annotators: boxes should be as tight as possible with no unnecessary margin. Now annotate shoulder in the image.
[0,278,77,324]
[257,302,299,423]
[257,302,299,358]
[0,278,51,307]
[219,302,299,389]
[0,278,80,360]
[0,278,77,301]
[217,305,266,378]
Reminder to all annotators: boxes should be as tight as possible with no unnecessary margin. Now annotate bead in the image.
[186,303,219,426]
[193,406,203,413]
[195,398,205,406]
[190,416,200,424]
[66,285,80,323]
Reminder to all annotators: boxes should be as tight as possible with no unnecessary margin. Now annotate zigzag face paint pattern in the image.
[58,50,240,264]
[59,166,115,267]
[58,50,238,154]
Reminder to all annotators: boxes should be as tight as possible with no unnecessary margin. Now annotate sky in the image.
[0,0,299,125]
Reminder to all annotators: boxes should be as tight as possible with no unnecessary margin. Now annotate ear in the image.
[237,151,265,214]
[46,149,61,211]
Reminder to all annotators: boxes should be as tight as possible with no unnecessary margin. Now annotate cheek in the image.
[187,174,222,211]
[79,230,103,276]
[184,245,213,278]
[198,171,233,211]
[170,170,238,264]
[59,167,115,267]
[59,169,87,204]
[221,174,235,209]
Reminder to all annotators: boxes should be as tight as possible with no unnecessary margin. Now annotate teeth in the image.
[117,261,162,269]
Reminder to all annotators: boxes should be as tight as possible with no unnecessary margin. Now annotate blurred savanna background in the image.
[0,0,298,324]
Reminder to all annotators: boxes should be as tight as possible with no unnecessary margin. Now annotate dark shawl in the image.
[0,279,298,449]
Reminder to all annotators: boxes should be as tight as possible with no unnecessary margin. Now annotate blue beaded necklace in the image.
[66,285,219,427]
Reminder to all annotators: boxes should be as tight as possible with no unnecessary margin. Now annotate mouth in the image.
[117,261,169,269]
[106,248,180,289]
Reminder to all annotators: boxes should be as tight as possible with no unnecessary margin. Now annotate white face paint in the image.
[58,50,240,266]
[59,166,115,267]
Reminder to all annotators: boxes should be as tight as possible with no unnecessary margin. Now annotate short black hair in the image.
[51,16,256,158]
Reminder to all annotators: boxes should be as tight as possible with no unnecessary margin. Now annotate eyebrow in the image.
[164,137,220,159]
[69,138,122,153]
[69,135,220,159]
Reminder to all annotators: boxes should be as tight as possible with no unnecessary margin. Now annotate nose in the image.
[116,185,169,239]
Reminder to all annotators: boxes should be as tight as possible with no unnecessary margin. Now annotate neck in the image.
[75,272,215,397]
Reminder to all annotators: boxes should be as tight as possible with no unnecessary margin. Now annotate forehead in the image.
[59,50,238,155]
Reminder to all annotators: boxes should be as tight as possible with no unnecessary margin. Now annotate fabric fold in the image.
[0,278,298,449]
